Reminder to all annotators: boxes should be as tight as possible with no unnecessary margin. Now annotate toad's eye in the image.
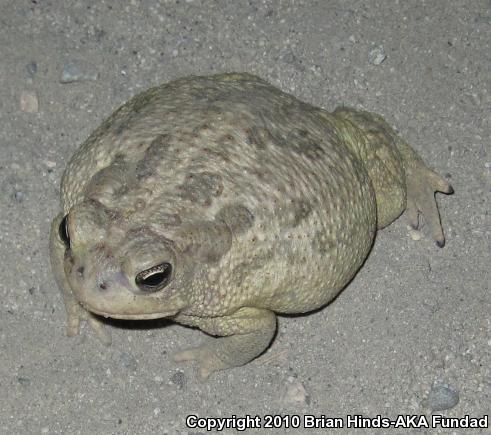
[59,214,70,247]
[135,262,172,292]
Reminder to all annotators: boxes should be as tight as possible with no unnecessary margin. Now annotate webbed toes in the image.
[65,299,83,337]
[426,169,454,194]
[173,344,228,380]
[406,167,453,247]
[87,314,112,346]
[65,301,111,346]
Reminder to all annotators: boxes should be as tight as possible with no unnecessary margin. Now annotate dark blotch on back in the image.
[291,199,312,227]
[286,128,324,158]
[136,134,170,180]
[176,220,232,264]
[243,126,269,150]
[159,212,182,227]
[178,172,223,206]
[216,204,255,234]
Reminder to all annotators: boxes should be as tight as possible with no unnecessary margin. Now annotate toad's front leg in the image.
[49,213,111,346]
[174,308,276,379]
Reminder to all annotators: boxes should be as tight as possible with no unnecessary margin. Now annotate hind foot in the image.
[404,154,453,247]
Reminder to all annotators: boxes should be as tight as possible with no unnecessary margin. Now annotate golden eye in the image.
[135,262,172,292]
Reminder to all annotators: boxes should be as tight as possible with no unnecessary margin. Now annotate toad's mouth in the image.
[80,302,179,320]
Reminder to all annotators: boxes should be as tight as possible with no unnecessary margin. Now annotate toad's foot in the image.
[401,143,454,247]
[173,343,232,380]
[173,308,276,380]
[65,298,112,346]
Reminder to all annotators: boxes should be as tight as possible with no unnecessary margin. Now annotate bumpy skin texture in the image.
[50,73,452,378]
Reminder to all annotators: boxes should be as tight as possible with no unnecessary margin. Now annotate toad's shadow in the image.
[98,316,174,332]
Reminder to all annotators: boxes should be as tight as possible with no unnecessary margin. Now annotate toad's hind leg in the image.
[333,107,453,246]
[173,308,276,379]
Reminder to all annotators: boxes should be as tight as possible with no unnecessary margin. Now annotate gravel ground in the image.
[0,1,489,434]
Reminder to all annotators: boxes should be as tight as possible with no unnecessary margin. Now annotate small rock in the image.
[170,371,186,389]
[119,352,138,371]
[425,382,459,411]
[282,51,297,64]
[348,35,356,44]
[353,77,368,90]
[12,190,25,203]
[20,90,39,113]
[368,45,387,65]
[408,228,423,241]
[60,61,98,83]
[26,61,38,77]
[282,377,309,406]
[44,160,57,169]
[17,376,31,386]
[474,14,491,24]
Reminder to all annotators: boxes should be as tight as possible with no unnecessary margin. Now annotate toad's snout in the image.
[66,242,180,319]
[67,237,176,297]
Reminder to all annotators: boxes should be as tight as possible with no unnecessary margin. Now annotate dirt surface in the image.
[0,1,489,434]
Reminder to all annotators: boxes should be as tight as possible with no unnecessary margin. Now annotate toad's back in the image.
[61,73,377,314]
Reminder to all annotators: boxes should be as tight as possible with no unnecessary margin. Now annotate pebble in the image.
[282,51,297,64]
[170,371,187,390]
[20,90,39,113]
[119,352,138,371]
[17,376,31,386]
[368,45,387,65]
[60,61,98,83]
[12,190,25,203]
[44,160,57,169]
[26,61,38,77]
[474,14,491,25]
[354,77,368,90]
[282,377,309,406]
[408,228,423,241]
[425,382,459,411]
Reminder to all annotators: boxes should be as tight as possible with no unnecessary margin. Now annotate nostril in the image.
[99,282,108,291]
[77,266,85,277]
